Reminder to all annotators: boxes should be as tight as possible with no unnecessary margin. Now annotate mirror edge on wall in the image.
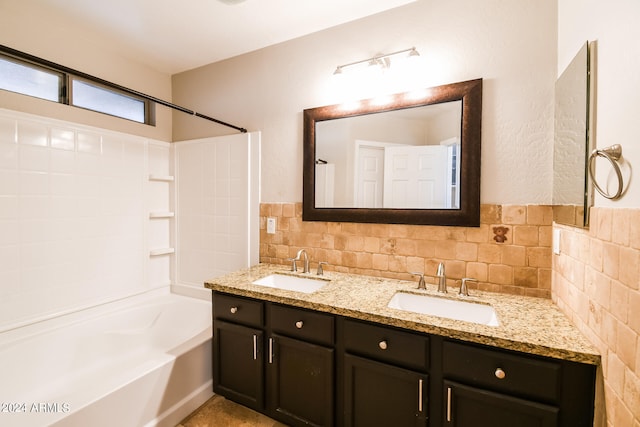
[302,78,483,227]
[552,41,595,229]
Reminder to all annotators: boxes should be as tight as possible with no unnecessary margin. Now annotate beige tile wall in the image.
[260,203,553,297]
[553,207,640,427]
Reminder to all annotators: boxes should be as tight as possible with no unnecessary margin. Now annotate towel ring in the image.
[588,144,623,200]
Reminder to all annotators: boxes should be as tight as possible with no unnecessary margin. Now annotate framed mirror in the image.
[303,78,482,226]
[553,42,594,228]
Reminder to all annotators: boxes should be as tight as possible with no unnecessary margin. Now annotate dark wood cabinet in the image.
[268,333,334,426]
[344,354,428,427]
[267,302,336,426]
[441,340,595,427]
[341,318,430,427]
[213,292,336,426]
[443,380,558,427]
[213,320,264,411]
[212,291,596,427]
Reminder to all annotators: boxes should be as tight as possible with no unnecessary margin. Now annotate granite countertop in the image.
[204,263,600,365]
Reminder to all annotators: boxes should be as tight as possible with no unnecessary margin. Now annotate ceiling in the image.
[5,0,416,75]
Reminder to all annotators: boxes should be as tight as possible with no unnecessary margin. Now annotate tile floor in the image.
[178,395,287,427]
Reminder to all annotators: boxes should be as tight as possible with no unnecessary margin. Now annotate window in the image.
[0,56,62,102]
[0,53,154,125]
[72,79,147,123]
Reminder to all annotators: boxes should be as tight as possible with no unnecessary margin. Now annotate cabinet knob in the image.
[230,306,238,314]
[378,340,388,350]
[295,321,304,329]
[495,368,506,379]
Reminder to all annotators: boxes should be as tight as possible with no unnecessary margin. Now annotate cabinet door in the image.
[344,354,428,427]
[213,320,264,411]
[444,380,558,427]
[268,334,334,427]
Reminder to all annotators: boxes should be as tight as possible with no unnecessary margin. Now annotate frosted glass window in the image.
[72,80,146,123]
[1,51,153,125]
[0,57,61,101]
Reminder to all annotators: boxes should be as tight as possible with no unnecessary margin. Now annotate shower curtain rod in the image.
[0,45,247,133]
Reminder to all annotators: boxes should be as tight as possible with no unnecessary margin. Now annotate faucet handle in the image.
[286,257,298,272]
[459,278,477,296]
[435,262,447,293]
[317,262,328,275]
[410,272,426,290]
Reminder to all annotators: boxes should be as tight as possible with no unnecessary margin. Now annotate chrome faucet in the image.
[411,272,427,290]
[459,278,477,297]
[294,249,310,274]
[317,261,328,275]
[436,262,447,293]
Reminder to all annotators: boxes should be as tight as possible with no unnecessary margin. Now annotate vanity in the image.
[205,264,599,427]
[202,48,601,427]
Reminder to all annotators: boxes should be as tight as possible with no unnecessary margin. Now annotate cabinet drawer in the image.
[343,319,429,372]
[269,304,334,346]
[213,292,264,327]
[443,340,561,403]
[444,380,559,426]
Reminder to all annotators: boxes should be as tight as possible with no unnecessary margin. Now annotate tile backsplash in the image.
[260,203,553,297]
[554,207,640,426]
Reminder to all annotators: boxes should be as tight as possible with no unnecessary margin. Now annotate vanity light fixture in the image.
[333,47,420,75]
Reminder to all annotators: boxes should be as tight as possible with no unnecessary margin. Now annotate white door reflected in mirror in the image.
[314,101,461,209]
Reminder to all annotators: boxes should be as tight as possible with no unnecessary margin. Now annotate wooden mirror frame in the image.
[302,78,482,226]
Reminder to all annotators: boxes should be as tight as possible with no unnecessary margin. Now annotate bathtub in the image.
[0,288,213,427]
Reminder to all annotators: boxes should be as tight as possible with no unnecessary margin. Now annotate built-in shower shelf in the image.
[148,174,175,182]
[149,248,175,256]
[149,211,175,219]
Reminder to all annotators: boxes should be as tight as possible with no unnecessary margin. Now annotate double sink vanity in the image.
[205,263,599,427]
[201,57,601,427]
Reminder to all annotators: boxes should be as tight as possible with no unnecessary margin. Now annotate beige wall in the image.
[0,1,173,141]
[555,1,640,425]
[172,0,557,205]
[558,0,640,208]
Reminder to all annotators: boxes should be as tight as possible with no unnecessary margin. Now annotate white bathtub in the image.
[0,289,213,427]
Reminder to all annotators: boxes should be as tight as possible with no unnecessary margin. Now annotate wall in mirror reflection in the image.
[553,41,593,228]
[315,101,462,209]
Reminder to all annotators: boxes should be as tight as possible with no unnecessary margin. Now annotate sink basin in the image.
[387,292,500,327]
[251,274,328,294]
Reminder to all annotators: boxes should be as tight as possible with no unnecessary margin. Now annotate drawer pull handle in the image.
[230,306,238,314]
[252,335,257,360]
[269,338,274,364]
[295,321,304,329]
[495,368,506,379]
[378,340,388,350]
